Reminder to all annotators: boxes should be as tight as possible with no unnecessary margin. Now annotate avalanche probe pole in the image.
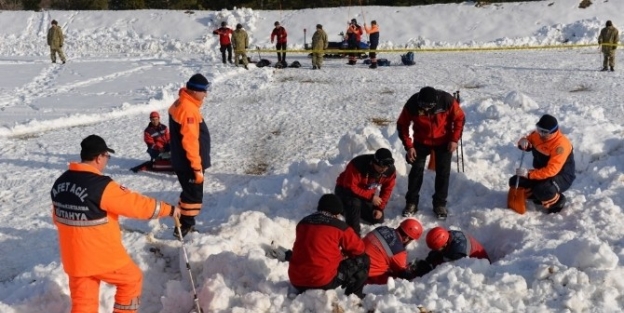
[304,28,307,49]
[454,90,465,173]
[174,216,203,313]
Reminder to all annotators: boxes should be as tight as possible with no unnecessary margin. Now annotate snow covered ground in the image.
[1,0,624,312]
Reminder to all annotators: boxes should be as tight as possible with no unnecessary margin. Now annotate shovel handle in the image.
[514,152,526,189]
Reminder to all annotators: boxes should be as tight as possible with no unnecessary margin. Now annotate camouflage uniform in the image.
[598,22,619,71]
[311,25,328,69]
[47,23,67,64]
[232,26,249,68]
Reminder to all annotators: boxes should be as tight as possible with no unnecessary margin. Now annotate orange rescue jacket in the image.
[51,162,174,277]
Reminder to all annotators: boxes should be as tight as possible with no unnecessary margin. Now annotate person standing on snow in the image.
[168,74,212,238]
[213,21,234,64]
[410,226,490,277]
[144,111,170,161]
[311,24,328,70]
[397,86,465,220]
[50,134,180,313]
[334,148,397,236]
[345,18,363,65]
[232,23,249,69]
[512,114,575,214]
[364,218,423,284]
[363,20,379,69]
[287,194,370,298]
[47,19,66,64]
[598,20,619,71]
[271,21,288,65]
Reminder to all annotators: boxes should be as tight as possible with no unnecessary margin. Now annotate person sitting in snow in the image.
[364,218,423,284]
[334,148,396,236]
[144,111,170,161]
[512,114,575,214]
[410,226,490,277]
[286,194,370,298]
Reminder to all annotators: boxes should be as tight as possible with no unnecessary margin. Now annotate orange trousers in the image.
[68,261,142,313]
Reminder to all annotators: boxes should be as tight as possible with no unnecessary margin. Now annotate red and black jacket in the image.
[397,89,465,149]
[288,212,365,288]
[271,26,288,44]
[335,154,396,210]
[213,27,233,46]
[143,123,170,150]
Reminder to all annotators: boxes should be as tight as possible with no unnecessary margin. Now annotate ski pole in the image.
[174,216,203,313]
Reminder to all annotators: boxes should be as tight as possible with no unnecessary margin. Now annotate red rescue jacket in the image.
[397,89,465,148]
[364,226,408,284]
[271,26,288,44]
[143,123,170,150]
[335,154,396,210]
[213,27,233,46]
[288,212,365,287]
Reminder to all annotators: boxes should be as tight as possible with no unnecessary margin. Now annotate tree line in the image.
[1,0,543,11]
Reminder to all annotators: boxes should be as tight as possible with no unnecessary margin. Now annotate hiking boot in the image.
[601,67,609,71]
[402,203,418,217]
[433,206,448,220]
[244,65,248,70]
[62,61,66,64]
[52,61,56,63]
[228,59,233,64]
[173,226,196,239]
[610,66,615,72]
[369,63,377,69]
[546,194,566,214]
[312,65,317,70]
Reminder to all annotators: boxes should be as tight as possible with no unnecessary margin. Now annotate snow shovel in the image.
[427,150,436,171]
[507,152,527,214]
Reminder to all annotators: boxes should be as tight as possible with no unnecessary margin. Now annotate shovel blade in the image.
[427,150,436,171]
[507,187,527,214]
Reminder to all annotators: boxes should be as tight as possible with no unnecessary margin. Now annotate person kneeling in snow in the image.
[334,148,397,236]
[281,194,370,298]
[511,114,575,214]
[364,218,423,284]
[144,111,170,161]
[411,226,490,277]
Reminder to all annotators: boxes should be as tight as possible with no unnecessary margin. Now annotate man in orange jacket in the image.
[169,74,212,238]
[50,134,180,313]
[513,114,575,213]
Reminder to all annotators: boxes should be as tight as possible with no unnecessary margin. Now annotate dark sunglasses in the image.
[374,157,394,167]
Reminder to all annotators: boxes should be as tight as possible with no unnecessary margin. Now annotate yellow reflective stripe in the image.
[150,202,161,219]
[55,216,108,227]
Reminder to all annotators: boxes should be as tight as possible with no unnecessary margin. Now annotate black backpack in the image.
[289,61,301,68]
[256,59,271,68]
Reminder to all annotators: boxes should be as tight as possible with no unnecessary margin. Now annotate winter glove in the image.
[516,167,529,178]
[517,138,532,151]
[266,241,291,262]
[193,169,204,184]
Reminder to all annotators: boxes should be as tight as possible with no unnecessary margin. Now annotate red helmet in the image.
[426,227,449,250]
[149,111,160,119]
[398,218,423,241]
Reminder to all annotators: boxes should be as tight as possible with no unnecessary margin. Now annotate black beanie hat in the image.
[351,18,357,24]
[51,20,58,25]
[186,73,209,92]
[317,24,323,29]
[373,148,394,166]
[317,194,343,215]
[536,114,558,133]
[236,23,243,29]
[606,20,613,27]
[221,21,227,27]
[418,86,437,103]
